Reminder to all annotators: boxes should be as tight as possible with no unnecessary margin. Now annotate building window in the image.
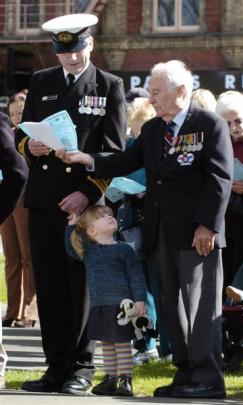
[17,0,42,32]
[72,0,90,12]
[154,0,200,32]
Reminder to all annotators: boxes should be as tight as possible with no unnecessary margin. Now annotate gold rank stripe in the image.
[87,176,110,193]
[18,136,29,157]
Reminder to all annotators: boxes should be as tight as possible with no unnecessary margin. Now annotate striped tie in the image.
[163,121,176,157]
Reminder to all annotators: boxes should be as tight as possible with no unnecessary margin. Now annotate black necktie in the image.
[67,73,75,88]
[163,121,176,157]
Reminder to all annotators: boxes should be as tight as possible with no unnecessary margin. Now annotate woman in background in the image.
[1,91,37,327]
[215,91,243,296]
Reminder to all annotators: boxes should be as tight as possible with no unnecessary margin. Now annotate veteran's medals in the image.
[166,132,204,166]
[78,96,107,116]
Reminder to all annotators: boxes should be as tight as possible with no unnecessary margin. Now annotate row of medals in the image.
[168,133,204,155]
[78,95,107,116]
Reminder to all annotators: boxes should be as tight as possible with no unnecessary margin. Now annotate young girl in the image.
[65,205,147,397]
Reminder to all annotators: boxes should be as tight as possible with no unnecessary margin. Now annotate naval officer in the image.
[56,60,233,399]
[15,13,126,394]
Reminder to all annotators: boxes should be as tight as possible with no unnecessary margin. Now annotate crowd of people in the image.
[1,12,243,399]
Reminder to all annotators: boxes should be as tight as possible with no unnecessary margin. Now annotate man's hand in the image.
[134,301,146,317]
[28,139,51,156]
[58,191,89,215]
[232,181,243,195]
[192,224,215,257]
[55,149,93,166]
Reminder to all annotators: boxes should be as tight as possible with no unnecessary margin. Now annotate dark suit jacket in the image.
[94,104,234,252]
[15,63,126,210]
[0,112,27,224]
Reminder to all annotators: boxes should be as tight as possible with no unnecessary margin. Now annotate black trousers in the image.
[148,216,225,389]
[28,209,95,382]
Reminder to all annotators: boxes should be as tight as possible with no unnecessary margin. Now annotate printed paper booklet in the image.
[105,177,146,203]
[234,158,243,181]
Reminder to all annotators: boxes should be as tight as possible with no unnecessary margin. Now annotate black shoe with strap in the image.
[116,375,133,396]
[61,376,91,395]
[91,374,117,396]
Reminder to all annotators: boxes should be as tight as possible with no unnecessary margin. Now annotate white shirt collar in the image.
[63,60,90,83]
[171,100,191,135]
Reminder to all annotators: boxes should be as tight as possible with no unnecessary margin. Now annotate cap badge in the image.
[56,31,76,43]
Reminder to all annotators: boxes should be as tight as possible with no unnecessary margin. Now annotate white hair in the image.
[215,91,243,117]
[151,60,193,100]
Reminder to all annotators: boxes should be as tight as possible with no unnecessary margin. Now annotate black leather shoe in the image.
[92,374,117,396]
[61,376,91,395]
[172,382,226,399]
[21,374,63,392]
[153,383,177,397]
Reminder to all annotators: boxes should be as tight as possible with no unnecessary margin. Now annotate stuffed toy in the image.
[117,298,158,351]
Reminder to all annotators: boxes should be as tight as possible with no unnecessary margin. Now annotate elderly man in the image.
[56,60,233,399]
[15,13,126,394]
[0,111,28,389]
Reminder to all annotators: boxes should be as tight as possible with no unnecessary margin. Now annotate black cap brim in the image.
[52,37,89,53]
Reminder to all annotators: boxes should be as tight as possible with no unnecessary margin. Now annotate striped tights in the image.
[101,341,133,376]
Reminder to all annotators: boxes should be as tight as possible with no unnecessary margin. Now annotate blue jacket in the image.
[65,225,146,307]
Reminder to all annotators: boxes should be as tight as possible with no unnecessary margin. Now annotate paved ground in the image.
[0,393,241,405]
[2,321,103,370]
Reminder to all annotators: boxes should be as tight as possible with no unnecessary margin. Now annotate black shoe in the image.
[2,318,15,327]
[91,374,117,396]
[21,374,63,393]
[61,376,91,395]
[116,375,133,397]
[153,383,177,397]
[172,382,226,399]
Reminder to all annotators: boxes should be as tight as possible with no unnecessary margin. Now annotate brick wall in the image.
[127,0,143,34]
[205,0,222,32]
[123,49,225,71]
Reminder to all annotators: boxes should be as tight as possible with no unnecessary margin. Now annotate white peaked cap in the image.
[42,13,98,34]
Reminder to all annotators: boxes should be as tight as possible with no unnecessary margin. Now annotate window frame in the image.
[153,0,200,33]
[15,0,44,34]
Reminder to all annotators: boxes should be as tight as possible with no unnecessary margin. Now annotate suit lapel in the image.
[179,103,199,134]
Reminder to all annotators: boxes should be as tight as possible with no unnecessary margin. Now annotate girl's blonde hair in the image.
[127,97,155,128]
[71,205,113,258]
[192,88,217,112]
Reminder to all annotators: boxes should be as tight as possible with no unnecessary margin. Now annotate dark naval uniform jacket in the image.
[94,103,234,253]
[0,112,27,224]
[15,62,126,209]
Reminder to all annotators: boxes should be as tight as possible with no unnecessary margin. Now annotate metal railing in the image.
[0,0,93,41]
